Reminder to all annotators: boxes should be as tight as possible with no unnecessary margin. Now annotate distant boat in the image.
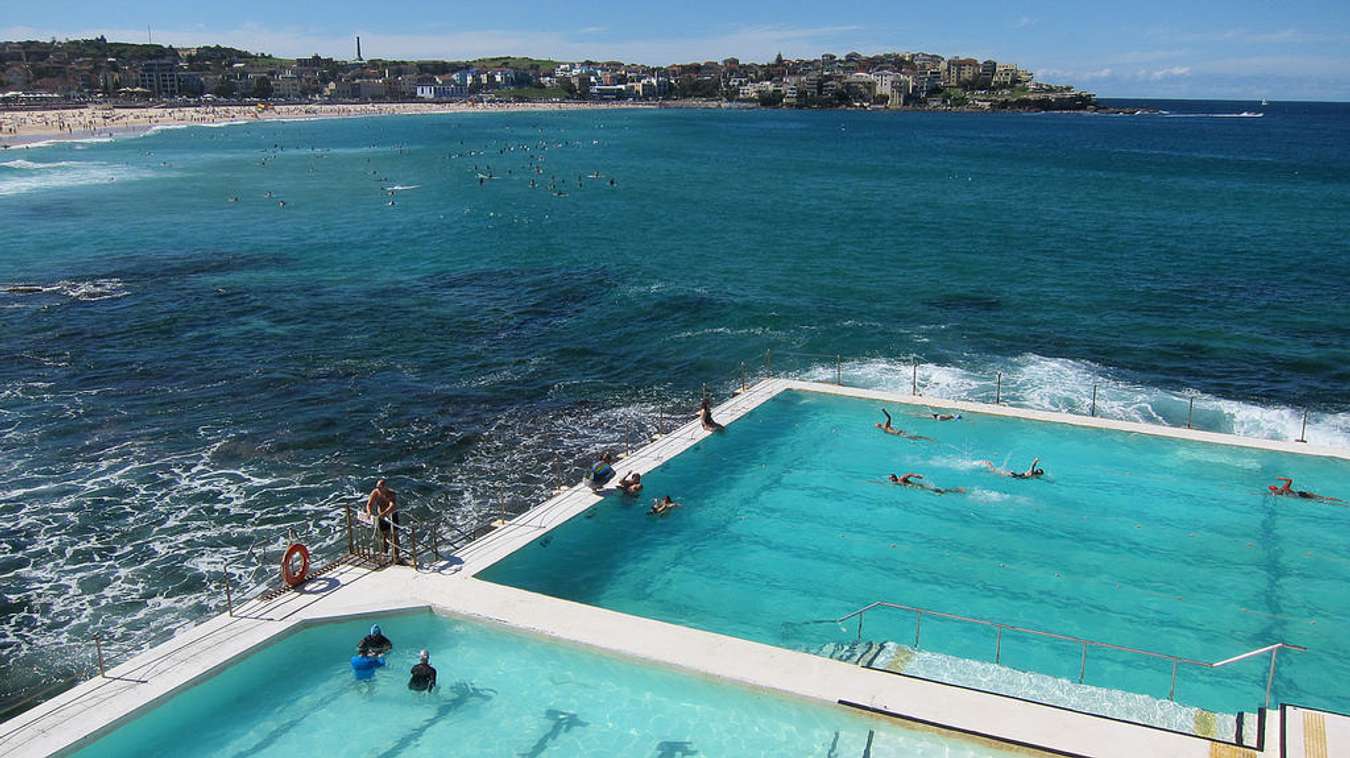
[1261,98,1269,106]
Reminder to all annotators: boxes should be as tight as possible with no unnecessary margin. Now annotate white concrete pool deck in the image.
[3,378,1346,757]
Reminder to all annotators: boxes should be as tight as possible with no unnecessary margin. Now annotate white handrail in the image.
[836,600,1305,707]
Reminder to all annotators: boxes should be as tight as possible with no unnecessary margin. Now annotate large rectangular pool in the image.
[480,389,1350,716]
[76,610,1017,756]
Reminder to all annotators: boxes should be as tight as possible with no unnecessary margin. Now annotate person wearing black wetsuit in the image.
[408,650,437,691]
[358,624,393,656]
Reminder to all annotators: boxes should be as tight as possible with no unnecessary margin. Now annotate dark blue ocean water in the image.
[1,99,1348,707]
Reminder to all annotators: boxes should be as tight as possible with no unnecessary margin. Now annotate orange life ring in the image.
[281,543,310,587]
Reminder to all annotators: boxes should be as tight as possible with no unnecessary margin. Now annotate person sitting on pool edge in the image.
[358,624,393,657]
[889,472,966,495]
[698,397,724,432]
[617,471,642,496]
[408,649,437,692]
[1268,477,1342,503]
[981,458,1044,479]
[587,452,617,491]
[649,495,681,516]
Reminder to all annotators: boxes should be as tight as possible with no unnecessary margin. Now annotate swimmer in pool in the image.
[982,458,1044,479]
[889,473,966,495]
[1268,478,1342,503]
[875,409,932,441]
[617,471,643,496]
[929,411,961,421]
[649,495,681,516]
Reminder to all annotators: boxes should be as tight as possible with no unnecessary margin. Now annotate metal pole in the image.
[765,349,773,377]
[740,362,747,392]
[911,364,918,396]
[856,615,863,641]
[835,355,842,385]
[345,504,354,555]
[408,522,419,570]
[914,611,922,648]
[1168,659,1179,701]
[223,569,234,617]
[1187,397,1194,429]
[1297,409,1308,443]
[995,373,1002,405]
[94,635,106,677]
[995,626,1003,664]
[1264,647,1280,708]
[1079,642,1088,683]
[1089,385,1098,417]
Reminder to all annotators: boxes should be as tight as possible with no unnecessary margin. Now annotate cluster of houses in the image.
[2,38,1066,108]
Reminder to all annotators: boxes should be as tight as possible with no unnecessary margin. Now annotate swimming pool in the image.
[480,389,1350,717]
[74,610,1018,757]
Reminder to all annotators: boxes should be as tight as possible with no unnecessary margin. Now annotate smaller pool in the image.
[76,610,1024,757]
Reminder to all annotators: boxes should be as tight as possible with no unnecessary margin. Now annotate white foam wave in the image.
[1,159,84,170]
[799,354,1350,449]
[2,278,128,301]
[1160,112,1263,118]
[382,184,421,192]
[0,160,158,196]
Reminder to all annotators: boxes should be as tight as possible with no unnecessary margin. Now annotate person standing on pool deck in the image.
[408,650,437,691]
[366,479,399,554]
[698,397,724,432]
[1268,478,1342,503]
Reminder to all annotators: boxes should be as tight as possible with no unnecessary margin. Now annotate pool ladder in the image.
[836,600,1306,708]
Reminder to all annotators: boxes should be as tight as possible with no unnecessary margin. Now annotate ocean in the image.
[1,98,1347,709]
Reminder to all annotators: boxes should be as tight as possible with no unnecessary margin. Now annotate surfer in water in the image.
[889,473,965,495]
[875,409,932,441]
[982,458,1045,479]
[1268,478,1341,503]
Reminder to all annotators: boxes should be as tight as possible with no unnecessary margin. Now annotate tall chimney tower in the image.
[356,36,363,61]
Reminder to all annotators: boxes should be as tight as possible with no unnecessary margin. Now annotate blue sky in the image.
[6,1,1350,99]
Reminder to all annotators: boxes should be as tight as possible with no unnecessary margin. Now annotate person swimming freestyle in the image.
[1268,477,1341,503]
[889,472,966,495]
[982,458,1044,479]
[875,409,932,441]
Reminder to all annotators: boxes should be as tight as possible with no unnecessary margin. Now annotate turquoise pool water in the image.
[480,389,1350,715]
[75,611,1011,757]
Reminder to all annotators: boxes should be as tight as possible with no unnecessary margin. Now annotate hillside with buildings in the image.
[1,37,1100,111]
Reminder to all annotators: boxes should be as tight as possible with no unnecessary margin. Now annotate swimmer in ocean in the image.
[982,458,1044,479]
[889,472,965,495]
[876,409,932,441]
[1268,478,1342,503]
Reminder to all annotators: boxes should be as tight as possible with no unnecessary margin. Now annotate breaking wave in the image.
[797,353,1350,449]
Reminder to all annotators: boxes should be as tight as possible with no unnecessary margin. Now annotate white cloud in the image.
[1143,65,1191,80]
[1014,17,1035,29]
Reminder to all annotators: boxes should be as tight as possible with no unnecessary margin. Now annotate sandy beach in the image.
[0,100,672,148]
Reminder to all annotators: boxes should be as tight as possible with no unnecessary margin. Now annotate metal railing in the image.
[343,503,517,571]
[837,600,1306,708]
[745,349,1322,446]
